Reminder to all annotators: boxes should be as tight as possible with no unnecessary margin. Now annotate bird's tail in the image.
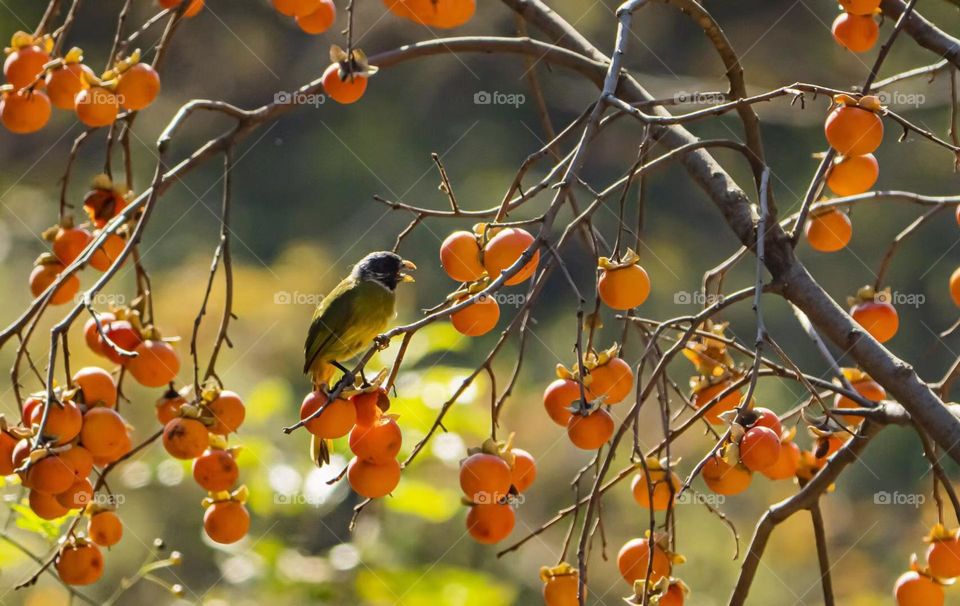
[309,361,336,391]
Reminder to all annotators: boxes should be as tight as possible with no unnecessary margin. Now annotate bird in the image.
[303,251,416,391]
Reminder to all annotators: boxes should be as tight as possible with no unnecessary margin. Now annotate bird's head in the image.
[353,251,417,291]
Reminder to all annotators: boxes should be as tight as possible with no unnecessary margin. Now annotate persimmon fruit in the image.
[631,468,680,511]
[4,45,50,89]
[826,154,878,196]
[29,262,79,305]
[804,210,852,253]
[300,391,355,438]
[116,63,160,111]
[46,63,94,110]
[322,63,367,104]
[56,541,104,585]
[693,380,741,425]
[75,86,119,127]
[203,500,250,544]
[349,416,402,464]
[850,299,898,343]
[832,13,879,53]
[483,228,539,285]
[893,571,943,606]
[509,448,536,493]
[193,448,239,492]
[127,340,180,387]
[703,456,752,495]
[296,0,336,34]
[88,510,123,547]
[617,538,671,584]
[347,457,401,498]
[30,399,83,445]
[566,408,614,450]
[588,357,633,405]
[2,89,52,133]
[927,536,960,579]
[825,104,883,156]
[598,264,650,310]
[80,407,128,459]
[466,502,514,544]
[162,417,208,460]
[206,390,246,435]
[739,426,781,472]
[73,366,117,408]
[543,378,581,426]
[450,294,500,337]
[459,452,512,503]
[440,231,484,282]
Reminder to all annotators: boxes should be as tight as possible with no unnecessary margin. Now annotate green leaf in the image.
[355,565,517,606]
[383,479,460,523]
[11,502,69,540]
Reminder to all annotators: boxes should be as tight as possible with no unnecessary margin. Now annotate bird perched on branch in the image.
[303,251,416,390]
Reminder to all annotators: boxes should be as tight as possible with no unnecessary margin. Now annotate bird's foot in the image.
[374,334,391,351]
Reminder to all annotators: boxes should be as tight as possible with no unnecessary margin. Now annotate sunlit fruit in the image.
[30,489,70,520]
[543,378,581,426]
[385,0,476,28]
[566,408,614,450]
[598,264,650,310]
[73,366,117,408]
[761,440,801,481]
[203,500,250,544]
[631,467,680,511]
[450,294,500,337]
[840,0,880,14]
[56,477,93,509]
[850,299,898,343]
[588,357,633,404]
[927,535,960,579]
[60,445,94,479]
[826,154,878,196]
[4,44,50,89]
[352,389,385,426]
[30,399,83,445]
[825,104,883,156]
[0,431,16,475]
[893,571,943,606]
[273,0,320,16]
[509,448,536,493]
[460,453,512,503]
[702,456,752,495]
[750,407,783,435]
[83,187,127,228]
[466,502,515,544]
[1,89,52,133]
[84,312,114,356]
[296,0,336,34]
[617,538,671,584]
[116,63,160,111]
[832,13,879,53]
[206,390,246,435]
[75,86,119,127]
[56,541,104,585]
[46,63,94,110]
[347,457,401,498]
[193,449,239,492]
[300,391,355,438]
[693,380,741,425]
[739,426,781,472]
[98,320,142,364]
[52,226,93,265]
[88,510,123,547]
[483,228,539,285]
[156,391,185,425]
[804,209,852,252]
[89,232,125,271]
[127,340,180,387]
[80,408,127,459]
[162,417,208,460]
[440,231,485,282]
[322,63,367,104]
[950,267,960,307]
[159,0,203,17]
[542,569,580,606]
[29,261,79,305]
[349,416,402,464]
[25,455,75,494]
[834,375,885,424]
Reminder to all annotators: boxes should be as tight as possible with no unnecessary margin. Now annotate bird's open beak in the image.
[400,259,417,283]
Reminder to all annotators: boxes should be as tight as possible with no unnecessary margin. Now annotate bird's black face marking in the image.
[355,251,405,291]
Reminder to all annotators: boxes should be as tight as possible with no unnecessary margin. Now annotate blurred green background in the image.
[0,0,959,604]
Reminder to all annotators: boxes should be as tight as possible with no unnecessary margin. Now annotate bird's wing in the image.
[303,275,362,374]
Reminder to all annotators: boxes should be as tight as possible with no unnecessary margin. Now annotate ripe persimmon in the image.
[894,571,943,606]
[56,477,93,509]
[352,389,385,426]
[850,299,898,342]
[387,0,475,28]
[156,391,184,425]
[598,264,650,310]
[440,230,485,282]
[1,88,51,134]
[739,426,781,472]
[950,267,960,307]
[347,457,401,498]
[46,63,94,110]
[30,261,79,305]
[761,440,801,481]
[804,209,852,253]
[56,540,104,585]
[659,583,686,606]
[93,430,131,466]
[483,228,539,285]
[88,510,123,547]
[750,407,783,435]
[296,0,336,34]
[702,456,752,495]
[127,340,180,387]
[60,445,94,479]
[162,417,208,460]
[73,366,117,408]
[193,449,239,492]
[927,535,960,579]
[566,408,614,450]
[460,452,512,503]
[75,86,119,127]
[450,294,500,337]
[4,44,50,89]
[834,374,884,424]
[832,13,879,53]
[349,416,401,464]
[617,537,671,584]
[89,232,125,272]
[300,391,355,438]
[30,489,70,520]
[693,380,741,425]
[159,0,204,17]
[80,408,128,459]
[204,390,245,435]
[466,502,515,544]
[83,187,127,228]
[509,448,536,493]
[542,570,579,606]
[322,63,367,104]
[826,154,879,196]
[203,500,250,544]
[30,399,83,445]
[26,455,75,494]
[52,226,93,265]
[98,320,142,364]
[83,312,114,356]
[631,467,680,511]
[840,0,880,14]
[543,378,581,426]
[116,63,160,111]
[588,357,633,404]
[0,430,16,475]
[273,0,320,16]
[825,104,883,156]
